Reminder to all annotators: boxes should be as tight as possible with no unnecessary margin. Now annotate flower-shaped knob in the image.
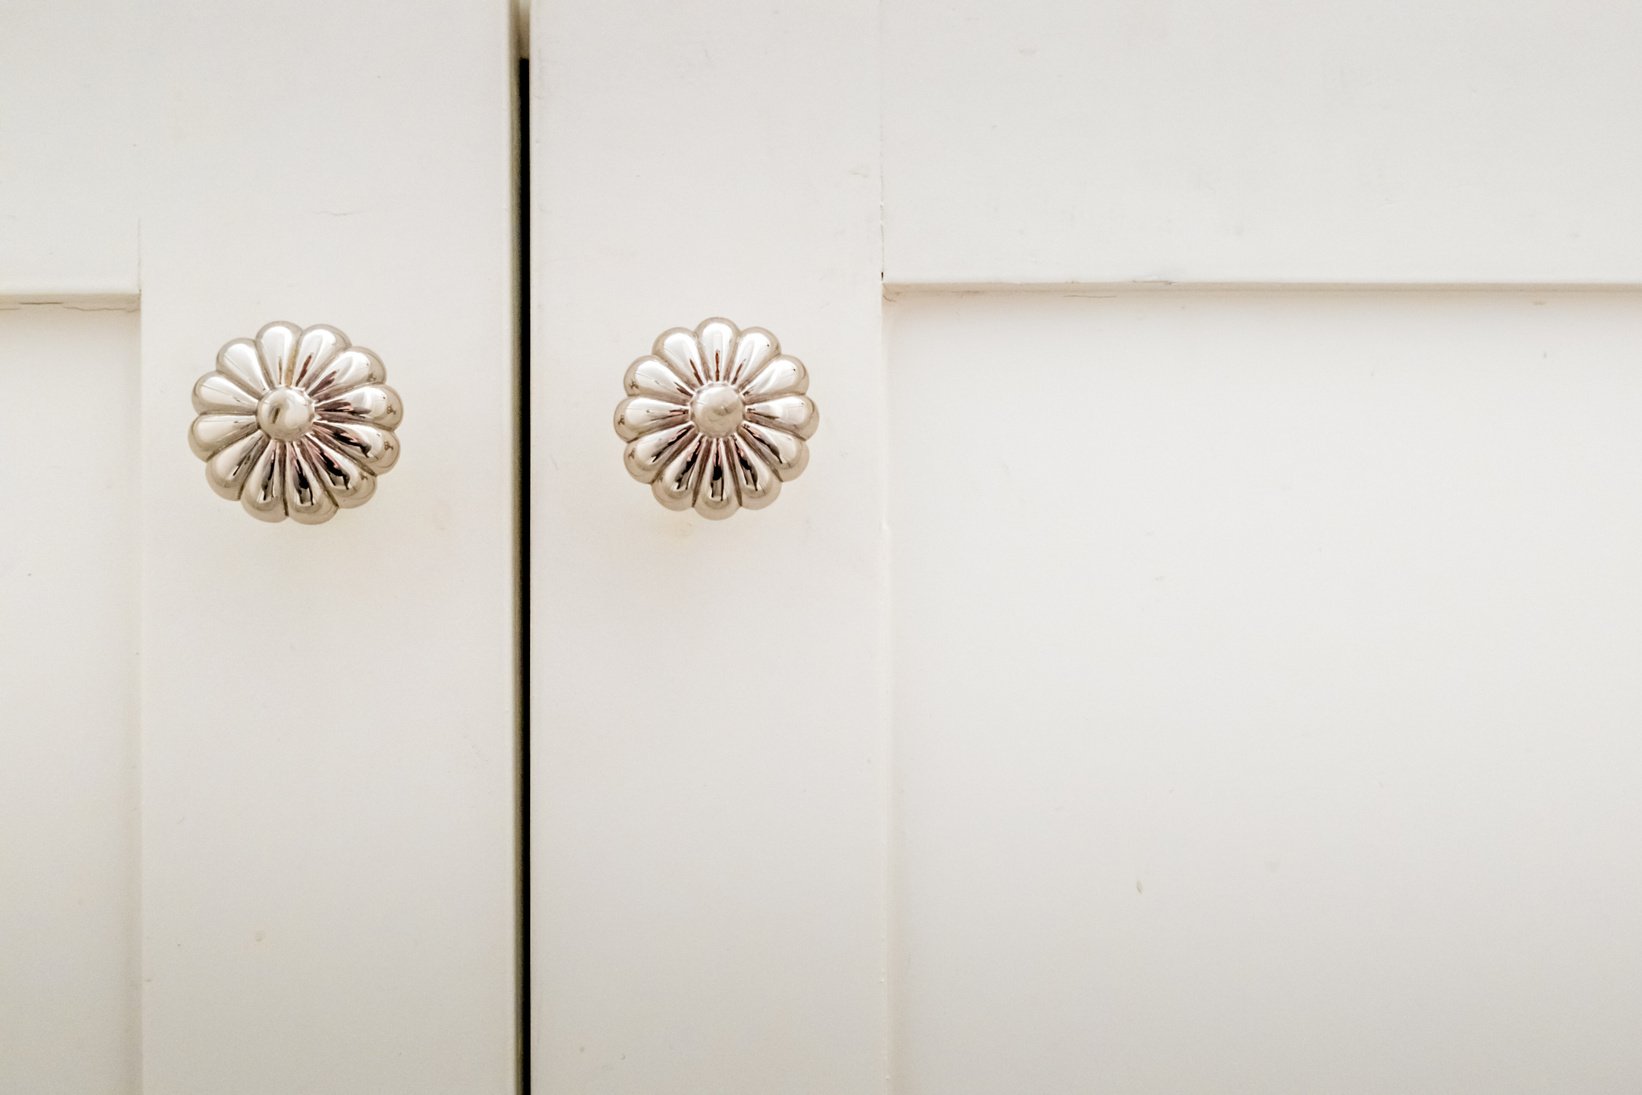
[188,321,403,524]
[614,318,819,519]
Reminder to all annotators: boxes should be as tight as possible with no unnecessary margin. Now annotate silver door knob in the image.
[188,321,403,524]
[614,317,819,519]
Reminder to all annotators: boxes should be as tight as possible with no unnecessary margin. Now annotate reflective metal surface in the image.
[615,318,818,519]
[188,321,403,524]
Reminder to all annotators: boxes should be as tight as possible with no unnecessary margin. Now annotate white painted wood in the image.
[528,2,887,1091]
[0,306,139,1095]
[0,0,138,297]
[884,0,1642,286]
[890,289,1642,1093]
[137,2,517,1091]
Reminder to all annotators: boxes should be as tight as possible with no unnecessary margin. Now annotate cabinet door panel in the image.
[890,289,1642,1093]
[0,307,139,1094]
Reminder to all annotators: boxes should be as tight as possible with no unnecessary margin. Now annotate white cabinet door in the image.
[529,2,1642,1092]
[2,2,519,1092]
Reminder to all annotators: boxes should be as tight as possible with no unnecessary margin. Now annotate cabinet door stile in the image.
[137,3,519,1090]
[529,3,890,1091]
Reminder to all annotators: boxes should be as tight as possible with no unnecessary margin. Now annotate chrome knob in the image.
[614,317,819,519]
[188,321,403,524]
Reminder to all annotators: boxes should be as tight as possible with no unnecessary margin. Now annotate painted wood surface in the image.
[0,307,139,1093]
[0,0,138,297]
[884,0,1642,285]
[890,289,1642,1093]
[137,2,519,1090]
[529,2,888,1091]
